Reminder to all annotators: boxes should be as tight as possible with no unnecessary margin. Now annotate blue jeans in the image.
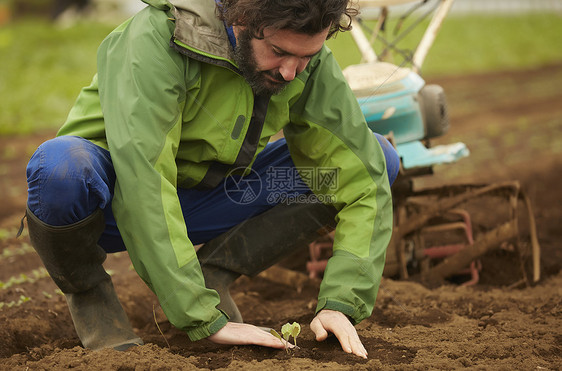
[26,135,399,253]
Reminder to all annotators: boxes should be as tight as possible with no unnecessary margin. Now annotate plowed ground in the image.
[1,64,561,370]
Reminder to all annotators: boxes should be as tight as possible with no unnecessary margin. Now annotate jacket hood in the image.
[142,0,233,60]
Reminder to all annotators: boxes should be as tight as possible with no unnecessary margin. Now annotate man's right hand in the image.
[207,322,291,349]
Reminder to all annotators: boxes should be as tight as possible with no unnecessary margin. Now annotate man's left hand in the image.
[310,309,368,359]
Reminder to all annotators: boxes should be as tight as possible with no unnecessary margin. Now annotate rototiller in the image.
[306,0,540,287]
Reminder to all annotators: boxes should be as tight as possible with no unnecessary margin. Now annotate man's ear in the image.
[232,25,243,39]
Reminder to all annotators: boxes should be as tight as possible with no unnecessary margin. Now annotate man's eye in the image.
[272,49,285,57]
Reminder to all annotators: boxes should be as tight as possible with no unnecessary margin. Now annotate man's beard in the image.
[233,29,290,96]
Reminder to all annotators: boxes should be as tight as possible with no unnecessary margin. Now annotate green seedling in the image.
[42,291,53,299]
[270,321,301,353]
[282,322,301,347]
[0,228,11,241]
[0,268,49,290]
[19,295,31,304]
[0,243,34,260]
[0,295,31,311]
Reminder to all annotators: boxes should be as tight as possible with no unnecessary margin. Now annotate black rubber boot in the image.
[26,208,143,351]
[197,201,338,322]
[199,265,244,323]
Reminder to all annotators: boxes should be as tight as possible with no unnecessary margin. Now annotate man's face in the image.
[233,26,329,96]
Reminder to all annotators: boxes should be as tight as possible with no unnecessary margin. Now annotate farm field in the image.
[0,61,561,369]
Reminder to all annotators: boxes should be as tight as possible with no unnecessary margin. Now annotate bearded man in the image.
[24,0,399,359]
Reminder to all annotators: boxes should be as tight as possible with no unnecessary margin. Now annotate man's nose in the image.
[279,57,307,82]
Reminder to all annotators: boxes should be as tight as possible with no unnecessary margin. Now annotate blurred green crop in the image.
[327,13,562,76]
[0,20,114,135]
[1,12,562,135]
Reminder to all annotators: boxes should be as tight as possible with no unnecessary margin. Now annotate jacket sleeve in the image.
[285,48,394,324]
[97,7,227,340]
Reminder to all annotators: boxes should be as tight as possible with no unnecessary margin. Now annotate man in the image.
[24,0,399,359]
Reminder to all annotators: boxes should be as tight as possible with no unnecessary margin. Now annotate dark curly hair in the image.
[217,0,358,39]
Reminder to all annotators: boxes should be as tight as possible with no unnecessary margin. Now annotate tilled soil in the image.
[1,64,561,370]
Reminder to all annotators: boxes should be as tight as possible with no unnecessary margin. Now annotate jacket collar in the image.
[143,0,234,61]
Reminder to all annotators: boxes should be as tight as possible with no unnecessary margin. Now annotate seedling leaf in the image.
[270,329,283,342]
[281,323,292,337]
[290,322,301,347]
[270,329,288,352]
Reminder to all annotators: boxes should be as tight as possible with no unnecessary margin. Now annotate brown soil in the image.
[1,64,561,370]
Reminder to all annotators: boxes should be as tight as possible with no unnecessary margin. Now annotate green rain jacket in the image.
[57,0,393,341]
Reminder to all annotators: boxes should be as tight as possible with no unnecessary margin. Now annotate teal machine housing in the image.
[344,62,469,171]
